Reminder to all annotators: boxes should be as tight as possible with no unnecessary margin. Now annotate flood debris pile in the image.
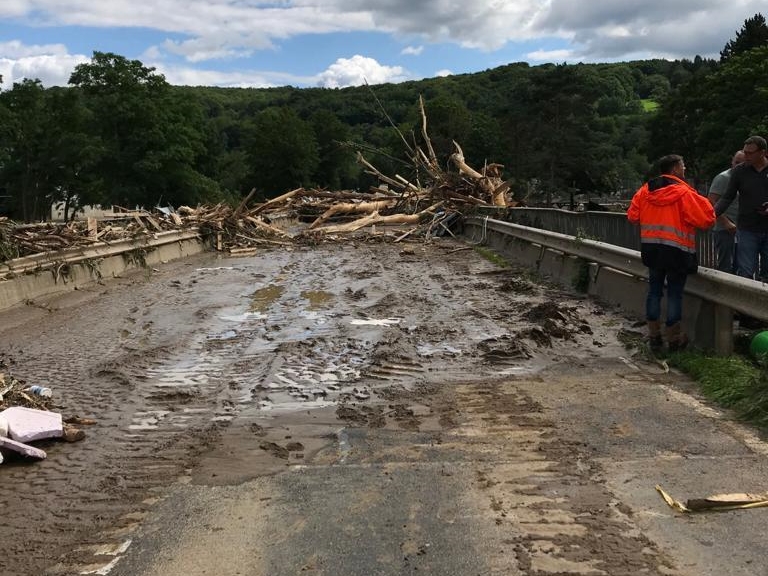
[177,97,519,251]
[0,369,91,465]
[0,96,522,260]
[0,209,190,264]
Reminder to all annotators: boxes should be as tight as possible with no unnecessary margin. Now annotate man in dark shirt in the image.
[714,135,768,279]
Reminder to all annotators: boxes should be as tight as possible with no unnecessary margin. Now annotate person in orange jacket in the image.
[627,154,715,352]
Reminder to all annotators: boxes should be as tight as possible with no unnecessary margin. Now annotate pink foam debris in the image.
[1,406,63,443]
[0,436,47,459]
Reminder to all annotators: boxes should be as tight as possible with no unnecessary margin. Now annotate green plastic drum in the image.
[749,331,768,358]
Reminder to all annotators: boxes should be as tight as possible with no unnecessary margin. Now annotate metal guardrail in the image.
[0,229,201,279]
[468,216,768,322]
[474,207,718,269]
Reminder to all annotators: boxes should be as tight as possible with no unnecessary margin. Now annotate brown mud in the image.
[0,237,755,576]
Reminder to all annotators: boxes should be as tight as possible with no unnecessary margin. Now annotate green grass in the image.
[640,99,659,112]
[472,246,511,268]
[668,351,768,429]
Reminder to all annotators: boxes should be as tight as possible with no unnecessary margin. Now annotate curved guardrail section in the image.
[0,229,206,312]
[465,216,768,355]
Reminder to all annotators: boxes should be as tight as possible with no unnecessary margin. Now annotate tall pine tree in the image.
[720,13,768,62]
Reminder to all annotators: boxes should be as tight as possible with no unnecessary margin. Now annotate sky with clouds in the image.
[0,1,765,91]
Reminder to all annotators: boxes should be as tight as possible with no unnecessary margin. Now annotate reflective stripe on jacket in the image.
[627,174,715,253]
[639,223,697,252]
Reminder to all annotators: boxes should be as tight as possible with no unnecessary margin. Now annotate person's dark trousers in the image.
[646,267,688,326]
[736,229,768,279]
[713,229,736,273]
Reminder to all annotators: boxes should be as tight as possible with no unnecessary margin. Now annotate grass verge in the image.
[472,246,510,268]
[668,350,768,430]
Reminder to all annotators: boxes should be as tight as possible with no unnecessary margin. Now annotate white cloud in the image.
[4,0,765,65]
[153,62,314,88]
[1,0,766,90]
[16,1,376,63]
[162,38,255,63]
[531,0,766,60]
[315,55,408,88]
[333,0,544,50]
[401,45,423,56]
[0,1,548,62]
[0,40,69,58]
[0,53,90,90]
[155,64,275,88]
[0,0,27,19]
[526,49,574,62]
[434,69,452,77]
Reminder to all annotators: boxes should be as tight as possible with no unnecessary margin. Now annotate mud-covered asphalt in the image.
[1,237,768,576]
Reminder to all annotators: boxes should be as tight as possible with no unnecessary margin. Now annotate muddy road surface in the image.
[1,238,767,576]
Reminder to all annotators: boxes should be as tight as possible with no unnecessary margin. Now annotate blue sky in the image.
[0,1,765,91]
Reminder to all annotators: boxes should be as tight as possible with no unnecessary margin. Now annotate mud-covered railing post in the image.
[714,304,735,355]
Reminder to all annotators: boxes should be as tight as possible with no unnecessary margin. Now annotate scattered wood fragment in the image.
[656,485,768,513]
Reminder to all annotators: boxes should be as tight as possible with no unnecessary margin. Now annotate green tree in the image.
[0,81,103,221]
[70,52,217,208]
[0,80,53,221]
[646,74,710,183]
[720,13,768,62]
[310,109,357,189]
[695,46,768,177]
[422,93,473,159]
[43,87,103,220]
[518,65,607,201]
[242,107,320,198]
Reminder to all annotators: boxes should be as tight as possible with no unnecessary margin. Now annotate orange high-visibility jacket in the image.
[627,174,715,253]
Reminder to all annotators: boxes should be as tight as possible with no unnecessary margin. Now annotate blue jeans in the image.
[646,268,688,326]
[735,230,768,279]
[713,229,736,273]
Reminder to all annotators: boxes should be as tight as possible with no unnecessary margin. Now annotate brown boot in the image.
[647,320,663,352]
[666,322,688,352]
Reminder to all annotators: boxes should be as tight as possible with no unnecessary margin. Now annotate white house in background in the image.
[50,202,119,221]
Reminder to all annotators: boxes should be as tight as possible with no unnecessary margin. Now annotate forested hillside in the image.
[0,14,766,222]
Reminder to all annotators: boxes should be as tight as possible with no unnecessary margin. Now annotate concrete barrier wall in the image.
[0,232,206,313]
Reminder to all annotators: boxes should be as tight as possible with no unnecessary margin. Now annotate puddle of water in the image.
[258,397,335,412]
[417,344,462,357]
[196,266,243,272]
[250,284,285,312]
[493,366,537,376]
[147,366,212,387]
[337,429,351,462]
[350,318,401,326]
[208,329,238,340]
[129,410,170,430]
[301,290,334,310]
[300,310,328,324]
[220,312,268,322]
[211,414,236,422]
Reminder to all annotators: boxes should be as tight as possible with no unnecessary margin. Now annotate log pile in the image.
[0,96,518,260]
[0,211,182,261]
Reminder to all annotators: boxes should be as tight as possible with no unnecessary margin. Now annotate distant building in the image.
[50,203,118,222]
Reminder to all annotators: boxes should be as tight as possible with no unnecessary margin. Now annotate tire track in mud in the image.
[451,379,678,576]
[0,240,626,575]
[0,253,265,575]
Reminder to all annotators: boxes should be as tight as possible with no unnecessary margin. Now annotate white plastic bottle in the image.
[26,385,53,398]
